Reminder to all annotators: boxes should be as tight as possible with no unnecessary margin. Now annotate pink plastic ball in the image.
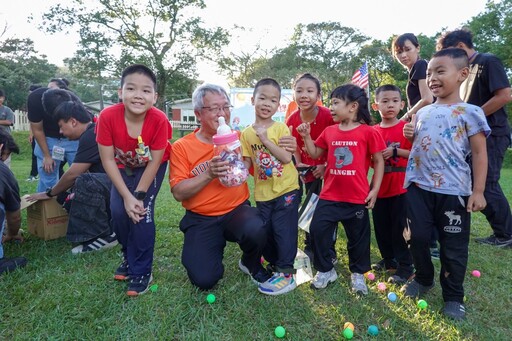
[377,282,387,291]
[471,270,481,278]
[367,272,375,281]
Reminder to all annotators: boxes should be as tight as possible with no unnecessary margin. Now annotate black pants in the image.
[406,185,470,303]
[257,190,300,274]
[30,139,38,177]
[372,193,413,276]
[480,134,512,238]
[180,201,267,290]
[311,200,370,274]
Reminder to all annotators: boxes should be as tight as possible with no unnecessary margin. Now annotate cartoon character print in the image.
[420,135,431,152]
[114,147,149,168]
[333,147,353,168]
[431,172,444,188]
[255,150,283,180]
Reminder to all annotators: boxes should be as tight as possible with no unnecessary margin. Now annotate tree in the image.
[38,0,230,108]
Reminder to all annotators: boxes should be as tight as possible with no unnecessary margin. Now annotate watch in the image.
[46,187,55,198]
[133,191,147,201]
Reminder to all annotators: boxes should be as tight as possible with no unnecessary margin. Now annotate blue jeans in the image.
[0,203,5,259]
[34,137,79,192]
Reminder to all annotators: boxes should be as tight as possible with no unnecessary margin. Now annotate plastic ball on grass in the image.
[471,270,481,278]
[149,284,158,292]
[387,292,397,302]
[206,293,216,304]
[343,322,354,331]
[367,325,379,336]
[274,326,286,338]
[342,328,354,339]
[377,282,387,291]
[417,299,428,310]
[366,272,375,281]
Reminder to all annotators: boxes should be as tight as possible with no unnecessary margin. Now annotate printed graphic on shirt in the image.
[114,147,150,168]
[329,145,356,176]
[254,148,283,180]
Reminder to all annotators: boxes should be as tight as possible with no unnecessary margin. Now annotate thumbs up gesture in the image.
[403,114,416,141]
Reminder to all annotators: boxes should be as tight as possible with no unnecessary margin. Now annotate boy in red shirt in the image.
[97,64,172,296]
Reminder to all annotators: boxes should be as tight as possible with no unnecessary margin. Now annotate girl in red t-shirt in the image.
[297,84,385,296]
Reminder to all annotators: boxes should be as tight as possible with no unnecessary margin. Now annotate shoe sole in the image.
[311,273,338,289]
[475,240,512,247]
[258,281,297,296]
[71,240,119,255]
[238,260,265,285]
[127,275,153,297]
[114,274,129,281]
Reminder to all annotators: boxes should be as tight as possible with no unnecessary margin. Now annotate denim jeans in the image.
[34,137,79,192]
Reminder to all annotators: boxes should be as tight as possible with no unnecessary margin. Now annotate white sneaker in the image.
[71,233,118,255]
[311,268,338,289]
[351,273,368,295]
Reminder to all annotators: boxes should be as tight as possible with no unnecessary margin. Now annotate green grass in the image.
[2,131,512,340]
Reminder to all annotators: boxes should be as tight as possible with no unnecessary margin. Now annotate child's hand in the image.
[124,196,147,224]
[467,192,487,212]
[311,164,325,179]
[365,189,378,209]
[403,114,416,140]
[296,123,310,137]
[278,133,297,153]
[254,126,268,142]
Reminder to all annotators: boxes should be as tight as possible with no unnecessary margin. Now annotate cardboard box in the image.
[25,197,68,240]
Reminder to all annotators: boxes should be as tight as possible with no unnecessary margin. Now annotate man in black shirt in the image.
[28,90,117,254]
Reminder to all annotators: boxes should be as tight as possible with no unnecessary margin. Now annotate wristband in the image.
[392,146,398,158]
[46,187,55,198]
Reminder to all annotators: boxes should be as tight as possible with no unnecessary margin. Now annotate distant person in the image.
[437,28,512,248]
[170,83,297,291]
[97,64,172,297]
[286,73,335,263]
[27,91,117,255]
[370,84,414,284]
[27,86,79,192]
[26,85,41,182]
[0,90,15,168]
[0,129,27,275]
[240,78,300,295]
[392,32,439,260]
[297,84,385,295]
[401,48,489,320]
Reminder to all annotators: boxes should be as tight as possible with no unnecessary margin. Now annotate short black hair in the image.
[392,33,420,58]
[0,89,5,98]
[42,89,81,117]
[375,84,402,99]
[49,78,70,90]
[120,64,157,89]
[436,28,474,50]
[29,84,42,92]
[293,73,322,94]
[330,84,372,125]
[0,129,20,154]
[253,78,281,97]
[432,47,469,69]
[54,101,93,124]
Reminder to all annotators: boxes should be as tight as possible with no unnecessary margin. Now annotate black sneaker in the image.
[474,234,512,247]
[71,233,119,255]
[114,259,129,281]
[238,260,271,284]
[371,258,397,272]
[388,274,409,285]
[0,257,28,275]
[400,278,434,298]
[127,273,153,297]
[389,266,414,285]
[443,301,466,320]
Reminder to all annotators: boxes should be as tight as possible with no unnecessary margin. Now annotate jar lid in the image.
[213,132,239,145]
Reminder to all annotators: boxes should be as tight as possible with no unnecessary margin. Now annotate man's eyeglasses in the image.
[201,106,233,114]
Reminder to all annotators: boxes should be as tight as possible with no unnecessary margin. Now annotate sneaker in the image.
[311,268,338,289]
[238,260,272,284]
[0,257,28,275]
[443,301,466,320]
[127,273,153,297]
[258,273,297,296]
[114,259,129,281]
[474,234,512,247]
[26,176,37,182]
[430,247,440,260]
[350,273,368,295]
[388,274,409,285]
[389,266,414,285]
[400,278,434,298]
[71,233,118,255]
[371,258,397,272]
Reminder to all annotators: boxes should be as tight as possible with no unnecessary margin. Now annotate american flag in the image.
[351,62,369,89]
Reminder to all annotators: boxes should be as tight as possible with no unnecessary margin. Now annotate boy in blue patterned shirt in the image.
[401,48,490,320]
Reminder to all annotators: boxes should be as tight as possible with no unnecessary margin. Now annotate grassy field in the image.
[2,131,512,340]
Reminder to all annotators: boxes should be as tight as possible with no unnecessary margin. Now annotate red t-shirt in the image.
[286,106,335,183]
[315,124,386,204]
[373,120,412,198]
[96,103,172,168]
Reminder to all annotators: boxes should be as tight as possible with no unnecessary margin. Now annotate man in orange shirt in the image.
[170,83,297,290]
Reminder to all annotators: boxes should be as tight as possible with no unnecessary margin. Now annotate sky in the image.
[1,0,491,87]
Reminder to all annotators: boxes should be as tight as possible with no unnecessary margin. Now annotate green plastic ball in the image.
[417,299,428,310]
[206,293,216,304]
[149,284,158,292]
[274,326,286,338]
[343,327,354,339]
[368,325,379,336]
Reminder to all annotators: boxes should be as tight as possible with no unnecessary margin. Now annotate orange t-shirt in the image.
[169,132,250,216]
